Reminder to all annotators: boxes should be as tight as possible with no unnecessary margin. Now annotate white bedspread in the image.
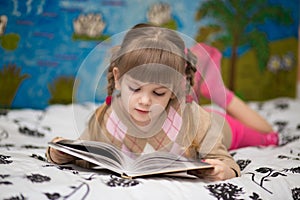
[0,98,299,200]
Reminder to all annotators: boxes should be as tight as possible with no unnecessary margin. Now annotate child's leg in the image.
[191,43,274,134]
[226,96,274,133]
[191,43,234,109]
[224,113,279,150]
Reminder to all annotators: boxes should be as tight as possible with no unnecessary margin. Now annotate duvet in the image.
[0,97,299,200]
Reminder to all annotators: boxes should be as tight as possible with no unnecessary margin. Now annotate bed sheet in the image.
[0,98,299,200]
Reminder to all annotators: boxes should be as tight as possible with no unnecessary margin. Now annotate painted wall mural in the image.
[0,0,298,109]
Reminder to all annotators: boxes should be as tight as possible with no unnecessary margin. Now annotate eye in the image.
[153,91,166,96]
[129,86,140,92]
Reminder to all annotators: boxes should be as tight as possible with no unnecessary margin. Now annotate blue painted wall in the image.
[0,0,298,109]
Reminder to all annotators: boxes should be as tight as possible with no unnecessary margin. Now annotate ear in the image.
[113,67,121,90]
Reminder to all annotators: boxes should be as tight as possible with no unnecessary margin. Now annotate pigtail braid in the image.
[107,45,121,97]
[185,48,197,91]
[96,46,120,123]
[182,48,200,159]
[106,64,115,97]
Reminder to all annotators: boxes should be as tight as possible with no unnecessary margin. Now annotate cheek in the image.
[149,98,170,119]
[160,99,170,108]
[150,104,165,115]
[121,90,135,111]
[153,95,171,109]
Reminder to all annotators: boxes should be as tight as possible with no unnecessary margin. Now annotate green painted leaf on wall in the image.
[0,33,20,51]
[48,76,77,105]
[0,64,30,108]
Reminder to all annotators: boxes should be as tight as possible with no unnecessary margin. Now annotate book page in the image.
[124,151,212,177]
[50,140,131,173]
[49,140,213,178]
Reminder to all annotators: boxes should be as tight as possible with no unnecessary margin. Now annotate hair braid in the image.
[181,48,200,158]
[107,45,121,96]
[96,47,120,121]
[106,65,115,96]
[185,48,197,93]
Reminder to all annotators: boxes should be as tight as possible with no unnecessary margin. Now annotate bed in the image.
[1,97,299,200]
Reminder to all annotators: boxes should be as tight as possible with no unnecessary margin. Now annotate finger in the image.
[202,159,223,166]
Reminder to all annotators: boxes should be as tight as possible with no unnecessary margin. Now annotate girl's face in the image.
[114,68,174,126]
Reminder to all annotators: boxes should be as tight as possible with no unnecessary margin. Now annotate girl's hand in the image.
[49,147,75,164]
[188,159,236,181]
[47,137,75,164]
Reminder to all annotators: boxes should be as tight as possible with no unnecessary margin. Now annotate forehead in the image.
[120,63,183,86]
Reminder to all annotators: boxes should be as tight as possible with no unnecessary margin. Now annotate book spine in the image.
[121,173,133,179]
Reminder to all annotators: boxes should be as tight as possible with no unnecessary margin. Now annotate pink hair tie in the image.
[105,96,112,105]
[186,95,193,103]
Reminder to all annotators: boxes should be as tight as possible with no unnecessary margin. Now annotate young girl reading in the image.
[47,23,278,181]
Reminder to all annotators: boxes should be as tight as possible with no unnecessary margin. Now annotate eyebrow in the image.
[126,76,168,90]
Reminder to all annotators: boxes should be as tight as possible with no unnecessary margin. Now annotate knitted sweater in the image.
[79,97,241,176]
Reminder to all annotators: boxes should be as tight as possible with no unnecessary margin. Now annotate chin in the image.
[130,115,150,126]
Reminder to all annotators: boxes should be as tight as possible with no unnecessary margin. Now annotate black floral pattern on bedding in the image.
[236,159,252,171]
[0,109,50,139]
[43,163,80,175]
[246,167,287,194]
[0,98,299,199]
[42,174,140,199]
[4,194,27,200]
[205,182,245,200]
[0,174,12,186]
[26,173,51,183]
[249,192,263,200]
[0,154,12,164]
[44,182,91,200]
[283,167,300,174]
[205,164,300,200]
[292,187,300,200]
[14,114,50,138]
[105,175,140,187]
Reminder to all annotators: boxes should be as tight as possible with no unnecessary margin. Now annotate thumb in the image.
[203,159,222,166]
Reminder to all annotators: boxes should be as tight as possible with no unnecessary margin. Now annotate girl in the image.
[47,23,249,181]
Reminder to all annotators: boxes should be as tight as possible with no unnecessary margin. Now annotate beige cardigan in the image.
[78,100,241,176]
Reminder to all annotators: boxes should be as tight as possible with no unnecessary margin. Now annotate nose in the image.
[138,93,151,106]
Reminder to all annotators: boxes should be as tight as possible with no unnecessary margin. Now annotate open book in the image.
[48,139,213,179]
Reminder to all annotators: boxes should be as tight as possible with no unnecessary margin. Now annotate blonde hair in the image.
[97,23,199,157]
